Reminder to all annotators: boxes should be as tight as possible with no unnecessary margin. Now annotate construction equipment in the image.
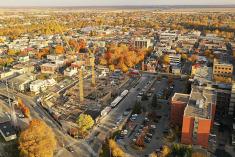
[79,67,84,102]
[88,47,96,87]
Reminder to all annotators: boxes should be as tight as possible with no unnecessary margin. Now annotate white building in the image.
[134,37,152,49]
[30,80,45,94]
[8,73,35,91]
[64,67,78,77]
[18,56,29,63]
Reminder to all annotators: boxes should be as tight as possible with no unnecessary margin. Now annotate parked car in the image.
[150,125,156,129]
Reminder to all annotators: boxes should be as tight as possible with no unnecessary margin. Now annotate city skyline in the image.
[0,0,235,7]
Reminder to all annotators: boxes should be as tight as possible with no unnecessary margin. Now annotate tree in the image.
[161,145,171,157]
[151,94,157,108]
[109,139,125,157]
[22,106,30,118]
[181,53,188,60]
[149,152,158,157]
[76,114,94,135]
[192,152,207,157]
[109,64,115,71]
[133,101,142,114]
[19,119,57,157]
[163,55,170,64]
[55,45,64,54]
[8,49,17,56]
[171,144,192,157]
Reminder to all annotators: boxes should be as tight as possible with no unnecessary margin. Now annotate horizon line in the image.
[0,4,235,8]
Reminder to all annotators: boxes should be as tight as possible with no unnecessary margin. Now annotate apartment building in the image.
[213,58,233,83]
[171,86,216,148]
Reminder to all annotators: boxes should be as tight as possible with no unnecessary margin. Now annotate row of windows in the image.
[214,74,232,78]
[214,71,232,74]
[214,66,232,71]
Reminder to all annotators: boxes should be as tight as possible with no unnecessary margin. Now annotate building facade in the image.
[213,58,233,83]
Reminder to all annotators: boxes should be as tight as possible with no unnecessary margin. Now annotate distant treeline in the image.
[181,23,235,33]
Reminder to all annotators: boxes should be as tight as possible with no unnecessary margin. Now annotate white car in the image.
[18,114,25,118]
[150,125,156,129]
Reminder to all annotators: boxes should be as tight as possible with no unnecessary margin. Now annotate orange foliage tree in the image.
[55,45,64,54]
[99,44,150,72]
[19,119,57,157]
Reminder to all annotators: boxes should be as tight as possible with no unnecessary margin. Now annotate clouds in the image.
[0,0,234,7]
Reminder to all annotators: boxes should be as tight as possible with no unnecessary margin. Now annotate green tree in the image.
[76,114,94,135]
[133,101,142,114]
[171,144,192,157]
[19,119,57,157]
[151,94,158,108]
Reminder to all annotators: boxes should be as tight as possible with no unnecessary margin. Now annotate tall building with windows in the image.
[170,86,216,148]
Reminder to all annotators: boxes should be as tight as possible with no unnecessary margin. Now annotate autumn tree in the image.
[192,152,207,157]
[76,114,94,136]
[149,152,158,157]
[17,98,30,118]
[55,45,64,54]
[161,145,171,157]
[19,119,57,157]
[8,49,18,56]
[109,139,125,157]
[163,55,170,64]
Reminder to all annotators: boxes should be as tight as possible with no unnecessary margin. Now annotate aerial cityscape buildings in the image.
[0,1,235,157]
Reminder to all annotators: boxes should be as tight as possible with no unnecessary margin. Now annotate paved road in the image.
[0,87,92,157]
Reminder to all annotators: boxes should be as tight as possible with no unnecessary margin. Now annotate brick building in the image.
[170,87,216,148]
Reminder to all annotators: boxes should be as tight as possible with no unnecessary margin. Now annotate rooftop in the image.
[172,93,189,103]
[0,121,16,140]
[184,87,216,119]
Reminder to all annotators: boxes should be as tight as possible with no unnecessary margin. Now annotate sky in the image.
[0,0,234,7]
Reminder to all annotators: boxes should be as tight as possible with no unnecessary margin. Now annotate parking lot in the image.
[114,74,188,156]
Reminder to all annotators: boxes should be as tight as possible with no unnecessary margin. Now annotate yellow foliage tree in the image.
[76,114,94,135]
[149,152,158,157]
[109,64,115,71]
[100,57,107,65]
[163,55,170,64]
[109,139,125,157]
[8,49,17,56]
[161,145,171,157]
[192,152,207,157]
[181,53,188,60]
[19,119,57,157]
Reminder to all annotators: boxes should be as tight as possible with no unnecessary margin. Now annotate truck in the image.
[110,96,123,108]
[120,90,129,97]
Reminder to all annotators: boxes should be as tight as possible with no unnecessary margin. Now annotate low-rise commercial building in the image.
[213,58,233,83]
[0,121,17,142]
[40,63,58,74]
